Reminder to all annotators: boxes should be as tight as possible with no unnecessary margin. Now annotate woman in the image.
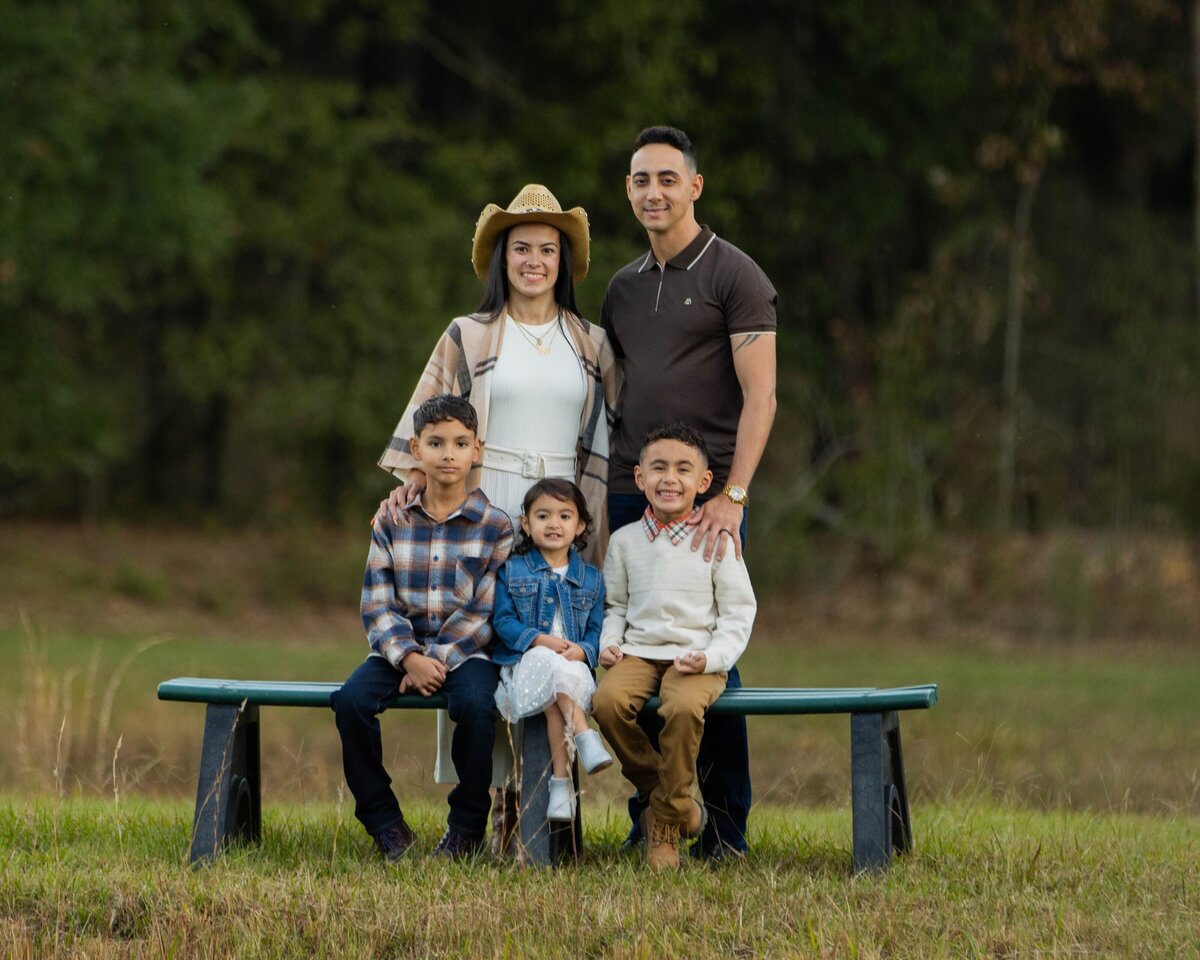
[375,184,620,853]
[377,183,619,560]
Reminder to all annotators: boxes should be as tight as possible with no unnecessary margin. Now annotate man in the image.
[599,125,778,859]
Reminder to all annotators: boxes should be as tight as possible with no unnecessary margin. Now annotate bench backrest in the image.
[158,678,938,715]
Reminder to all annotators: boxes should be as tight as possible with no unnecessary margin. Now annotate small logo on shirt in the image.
[684,297,692,305]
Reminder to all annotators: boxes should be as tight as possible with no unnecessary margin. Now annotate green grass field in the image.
[2,523,1198,957]
[2,798,1197,958]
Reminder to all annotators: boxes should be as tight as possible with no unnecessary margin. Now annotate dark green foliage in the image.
[1,0,1195,548]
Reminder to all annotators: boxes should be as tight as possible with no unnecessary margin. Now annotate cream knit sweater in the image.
[599,521,756,674]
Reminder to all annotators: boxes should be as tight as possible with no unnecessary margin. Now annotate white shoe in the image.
[547,777,575,821]
[574,729,614,774]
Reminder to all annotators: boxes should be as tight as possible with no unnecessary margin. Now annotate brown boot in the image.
[683,798,708,840]
[638,805,655,859]
[489,788,520,857]
[646,818,681,870]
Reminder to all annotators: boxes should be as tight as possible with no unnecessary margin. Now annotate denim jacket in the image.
[491,547,605,668]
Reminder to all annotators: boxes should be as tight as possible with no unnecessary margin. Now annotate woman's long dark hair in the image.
[513,478,592,556]
[476,227,579,321]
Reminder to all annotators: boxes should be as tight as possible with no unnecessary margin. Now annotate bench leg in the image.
[850,710,912,873]
[517,713,581,867]
[189,702,262,865]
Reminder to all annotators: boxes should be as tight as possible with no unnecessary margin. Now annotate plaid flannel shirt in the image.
[361,488,514,671]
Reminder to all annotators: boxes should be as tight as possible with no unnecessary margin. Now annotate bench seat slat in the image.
[157,678,937,714]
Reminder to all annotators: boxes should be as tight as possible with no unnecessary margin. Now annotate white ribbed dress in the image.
[480,315,588,520]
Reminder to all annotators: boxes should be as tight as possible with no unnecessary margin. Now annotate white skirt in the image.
[495,645,596,722]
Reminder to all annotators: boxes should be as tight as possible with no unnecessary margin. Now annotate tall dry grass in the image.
[11,613,170,797]
[4,521,1200,814]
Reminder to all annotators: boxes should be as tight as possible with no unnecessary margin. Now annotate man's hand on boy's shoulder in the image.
[674,651,707,674]
[599,645,623,668]
[399,650,447,695]
[687,496,743,562]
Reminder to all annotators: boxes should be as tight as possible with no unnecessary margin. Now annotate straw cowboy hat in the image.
[471,184,590,283]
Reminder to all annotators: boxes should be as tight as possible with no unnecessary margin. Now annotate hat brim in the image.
[471,206,590,284]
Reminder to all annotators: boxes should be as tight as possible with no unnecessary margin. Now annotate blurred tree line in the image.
[2,0,1198,556]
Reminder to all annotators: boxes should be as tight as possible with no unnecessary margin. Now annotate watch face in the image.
[724,485,748,505]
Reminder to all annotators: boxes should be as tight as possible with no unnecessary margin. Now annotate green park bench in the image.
[157,678,938,873]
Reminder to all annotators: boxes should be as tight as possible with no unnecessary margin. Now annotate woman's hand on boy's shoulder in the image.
[375,474,427,526]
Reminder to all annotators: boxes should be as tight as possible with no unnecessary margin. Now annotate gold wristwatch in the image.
[722,484,749,507]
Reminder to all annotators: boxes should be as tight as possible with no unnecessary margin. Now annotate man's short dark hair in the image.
[413,394,478,436]
[633,125,698,172]
[639,421,709,466]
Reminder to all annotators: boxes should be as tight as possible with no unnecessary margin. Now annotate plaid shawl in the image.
[379,311,621,561]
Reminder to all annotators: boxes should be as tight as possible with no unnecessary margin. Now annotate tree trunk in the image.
[141,316,169,508]
[201,393,229,510]
[1194,0,1200,327]
[997,174,1039,532]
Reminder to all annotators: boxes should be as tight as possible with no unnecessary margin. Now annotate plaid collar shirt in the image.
[640,506,699,546]
[361,488,514,671]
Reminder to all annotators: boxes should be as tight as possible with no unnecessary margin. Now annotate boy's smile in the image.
[634,437,713,524]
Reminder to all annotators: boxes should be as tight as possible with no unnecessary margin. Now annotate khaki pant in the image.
[593,656,727,827]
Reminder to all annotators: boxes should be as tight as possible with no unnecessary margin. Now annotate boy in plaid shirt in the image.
[332,395,514,862]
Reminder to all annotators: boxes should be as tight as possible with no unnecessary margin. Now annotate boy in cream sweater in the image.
[592,423,756,869]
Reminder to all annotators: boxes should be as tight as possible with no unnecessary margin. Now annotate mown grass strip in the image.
[1,797,1197,959]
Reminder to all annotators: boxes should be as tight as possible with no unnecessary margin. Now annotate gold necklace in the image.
[508,314,560,357]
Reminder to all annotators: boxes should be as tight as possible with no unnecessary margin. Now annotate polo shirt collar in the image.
[637,225,717,274]
[640,506,697,546]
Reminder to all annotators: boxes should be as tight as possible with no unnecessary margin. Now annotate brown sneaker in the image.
[489,788,520,858]
[683,799,708,840]
[646,818,681,870]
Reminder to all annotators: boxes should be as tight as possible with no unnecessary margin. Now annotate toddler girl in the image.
[492,478,613,820]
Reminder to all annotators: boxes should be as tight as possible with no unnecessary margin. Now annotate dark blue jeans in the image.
[607,491,752,853]
[331,655,500,838]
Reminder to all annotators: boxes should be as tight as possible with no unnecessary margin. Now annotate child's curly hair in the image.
[514,478,593,556]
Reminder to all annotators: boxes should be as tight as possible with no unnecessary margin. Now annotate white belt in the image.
[482,444,576,480]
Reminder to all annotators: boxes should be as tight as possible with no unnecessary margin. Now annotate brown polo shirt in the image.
[600,226,778,496]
